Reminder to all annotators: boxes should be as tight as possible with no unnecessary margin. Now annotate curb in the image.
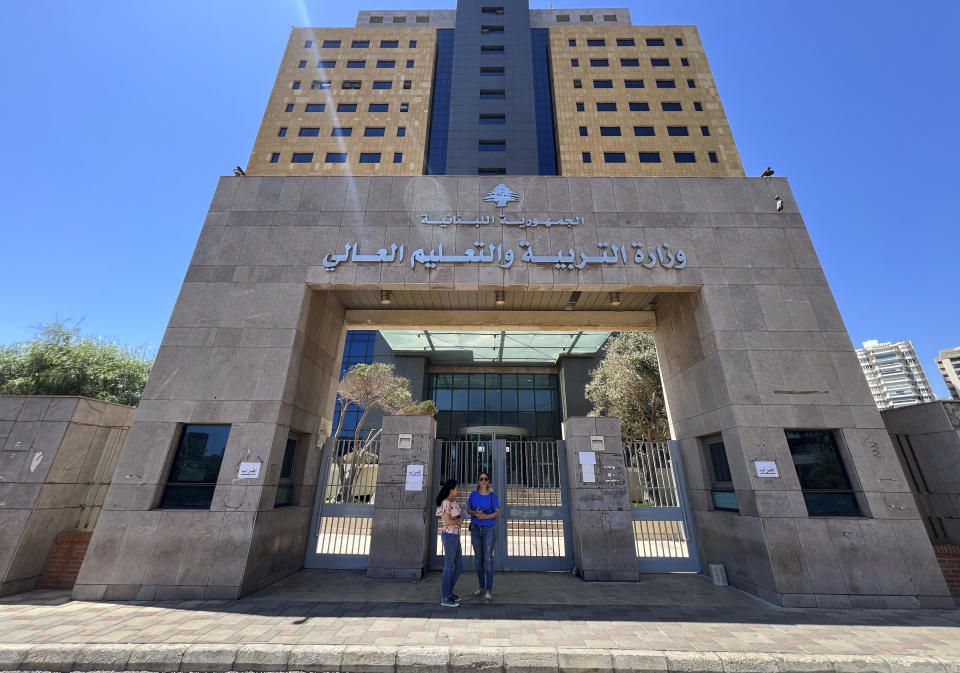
[0,644,957,673]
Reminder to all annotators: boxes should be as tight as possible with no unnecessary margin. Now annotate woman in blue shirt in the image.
[466,470,500,600]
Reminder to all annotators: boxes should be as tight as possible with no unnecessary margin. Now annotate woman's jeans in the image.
[470,524,495,590]
[441,532,462,599]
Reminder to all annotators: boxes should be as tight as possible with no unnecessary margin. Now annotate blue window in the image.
[616,38,635,46]
[576,102,585,111]
[568,39,576,46]
[377,60,396,68]
[582,152,591,163]
[674,152,696,163]
[481,45,504,53]
[596,102,617,111]
[352,40,369,48]
[479,140,506,151]
[587,39,605,46]
[285,103,294,112]
[651,58,670,66]
[325,152,347,163]
[531,27,557,175]
[298,60,307,68]
[292,81,301,89]
[278,127,287,136]
[305,103,325,111]
[359,152,381,163]
[681,58,690,66]
[332,331,377,439]
[347,60,365,68]
[270,153,280,163]
[675,38,684,46]
[667,126,689,136]
[480,89,505,99]
[337,103,357,112]
[322,40,340,48]
[662,102,682,111]
[426,28,453,175]
[634,126,655,136]
[621,58,639,66]
[397,126,406,136]
[481,66,504,75]
[380,40,399,48]
[656,79,676,88]
[409,40,417,48]
[604,152,626,163]
[299,127,320,136]
[292,153,314,163]
[394,152,403,163]
[701,126,710,136]
[600,126,621,136]
[694,101,703,111]
[480,114,505,124]
[593,79,612,88]
[407,60,414,68]
[318,60,335,68]
[579,126,588,136]
[364,127,385,136]
[304,40,313,48]
[709,152,718,163]
[369,103,389,111]
[629,102,649,111]
[590,58,609,67]
[373,81,392,89]
[570,58,579,67]
[687,79,696,88]
[312,80,331,89]
[478,167,506,175]
[646,38,664,46]
[638,152,661,163]
[624,79,644,88]
[331,128,352,136]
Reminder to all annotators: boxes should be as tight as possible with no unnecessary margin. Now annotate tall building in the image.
[935,346,960,400]
[856,339,936,410]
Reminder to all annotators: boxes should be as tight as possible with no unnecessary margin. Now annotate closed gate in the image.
[624,439,700,572]
[305,436,381,569]
[430,438,572,571]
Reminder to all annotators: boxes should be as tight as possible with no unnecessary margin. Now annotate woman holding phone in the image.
[466,470,500,600]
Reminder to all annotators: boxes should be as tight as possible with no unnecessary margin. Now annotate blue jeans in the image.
[441,532,462,600]
[471,524,495,591]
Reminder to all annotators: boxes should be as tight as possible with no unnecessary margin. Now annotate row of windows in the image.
[304,39,418,48]
[277,126,407,137]
[300,59,415,69]
[573,78,697,89]
[367,15,431,24]
[293,80,413,90]
[568,37,684,47]
[582,151,718,164]
[283,102,408,112]
[554,14,621,23]
[273,152,404,164]
[576,101,704,112]
[578,125,711,137]
[571,57,689,67]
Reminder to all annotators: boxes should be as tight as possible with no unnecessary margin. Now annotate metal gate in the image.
[624,439,700,572]
[430,438,572,571]
[305,436,381,569]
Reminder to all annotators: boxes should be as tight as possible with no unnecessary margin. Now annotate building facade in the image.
[70,2,953,608]
[935,346,960,400]
[856,340,936,410]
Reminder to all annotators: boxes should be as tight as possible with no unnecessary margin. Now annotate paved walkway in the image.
[1,571,959,672]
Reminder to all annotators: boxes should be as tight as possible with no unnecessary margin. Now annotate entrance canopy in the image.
[380,330,610,363]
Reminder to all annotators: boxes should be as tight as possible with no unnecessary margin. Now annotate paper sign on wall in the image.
[582,464,596,483]
[754,461,779,478]
[238,462,261,479]
[405,464,424,491]
[578,451,596,465]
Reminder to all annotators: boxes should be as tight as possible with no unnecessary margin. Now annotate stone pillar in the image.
[562,417,639,582]
[367,415,436,579]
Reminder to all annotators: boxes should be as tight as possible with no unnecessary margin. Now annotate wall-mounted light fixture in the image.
[495,290,505,306]
[380,290,392,305]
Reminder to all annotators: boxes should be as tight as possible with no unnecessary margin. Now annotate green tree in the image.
[584,332,669,442]
[0,322,153,407]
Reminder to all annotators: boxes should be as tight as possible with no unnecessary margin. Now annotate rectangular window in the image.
[621,58,639,66]
[667,126,689,136]
[369,16,383,23]
[616,38,635,46]
[393,152,402,163]
[582,152,591,163]
[699,126,710,136]
[571,58,579,67]
[662,102,682,111]
[634,126,655,136]
[364,127,385,136]
[325,152,347,163]
[656,79,676,88]
[274,436,298,508]
[479,140,506,151]
[299,127,320,136]
[270,153,280,163]
[478,167,506,175]
[318,60,336,68]
[380,40,399,48]
[590,58,609,67]
[593,79,612,88]
[359,152,381,163]
[600,126,621,136]
[298,60,306,68]
[332,127,352,136]
[305,103,325,112]
[687,79,696,88]
[304,40,313,48]
[480,89,505,99]
[673,152,696,163]
[311,80,331,89]
[481,45,505,53]
[292,81,301,90]
[479,113,505,124]
[646,38,665,46]
[580,14,594,21]
[410,40,418,47]
[651,58,670,66]
[292,152,314,163]
[603,14,618,21]
[481,66,505,75]
[629,102,650,111]
[786,430,862,516]
[415,16,427,24]
[322,40,340,48]
[596,102,617,111]
[624,79,644,88]
[159,425,231,509]
[342,80,361,89]
[587,39,605,46]
[347,60,366,68]
[604,152,626,163]
[638,152,661,162]
[681,58,690,67]
[556,14,570,22]
[369,103,389,111]
[338,103,357,112]
[579,126,588,136]
[285,103,294,112]
[705,435,738,512]
[400,102,409,111]
[393,16,406,23]
[576,102,584,111]
[397,126,406,136]
[402,80,412,89]
[352,40,369,48]
[372,81,392,89]
[568,39,576,46]
[675,38,684,46]
[406,60,414,68]
[573,79,582,88]
[482,6,504,14]
[377,60,396,68]
[709,152,718,163]
[481,25,504,33]
[694,101,703,111]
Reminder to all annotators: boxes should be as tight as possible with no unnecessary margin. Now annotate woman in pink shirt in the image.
[435,478,463,607]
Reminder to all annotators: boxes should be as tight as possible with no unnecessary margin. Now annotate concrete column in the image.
[367,415,437,579]
[562,416,639,582]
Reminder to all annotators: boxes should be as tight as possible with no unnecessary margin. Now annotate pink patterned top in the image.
[436,499,462,535]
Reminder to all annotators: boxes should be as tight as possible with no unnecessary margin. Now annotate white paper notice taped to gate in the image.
[405,464,424,491]
[582,464,596,483]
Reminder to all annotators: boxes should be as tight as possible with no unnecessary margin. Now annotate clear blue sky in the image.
[1,1,957,396]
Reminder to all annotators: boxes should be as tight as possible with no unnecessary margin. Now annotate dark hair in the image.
[477,471,491,485]
[436,479,458,507]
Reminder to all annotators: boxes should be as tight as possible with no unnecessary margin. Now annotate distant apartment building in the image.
[856,339,936,410]
[935,346,960,400]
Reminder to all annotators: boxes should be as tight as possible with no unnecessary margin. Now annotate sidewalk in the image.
[1,570,958,672]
